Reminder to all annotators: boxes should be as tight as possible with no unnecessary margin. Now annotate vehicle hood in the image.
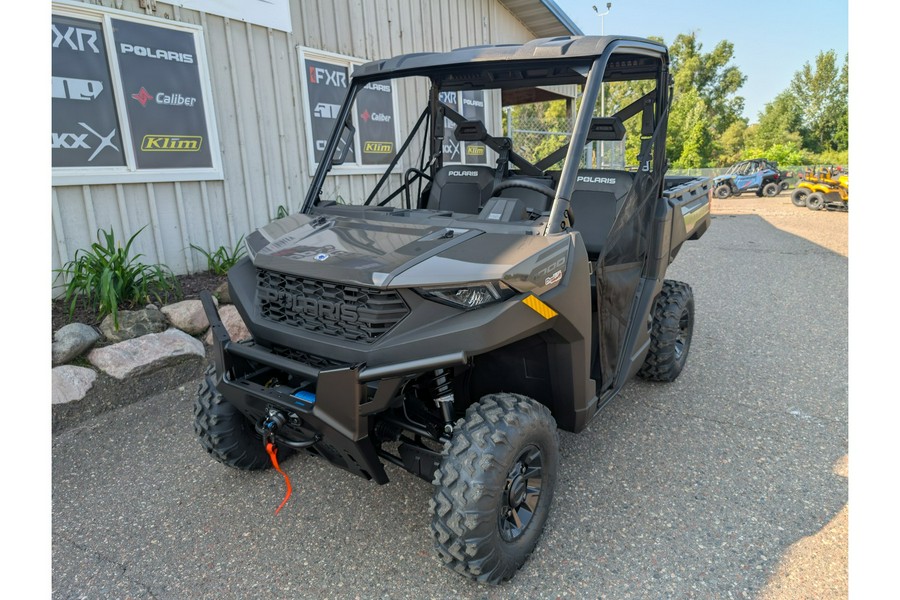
[247,212,569,290]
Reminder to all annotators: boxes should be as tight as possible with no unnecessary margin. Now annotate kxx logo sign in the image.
[52,123,119,162]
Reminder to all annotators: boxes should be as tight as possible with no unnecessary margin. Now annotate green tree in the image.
[669,32,747,133]
[789,50,848,153]
[752,90,803,150]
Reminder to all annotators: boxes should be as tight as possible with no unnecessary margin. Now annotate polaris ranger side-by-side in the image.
[194,35,711,584]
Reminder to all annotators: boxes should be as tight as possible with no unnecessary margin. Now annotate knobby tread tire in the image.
[637,280,695,382]
[429,393,559,585]
[193,365,271,470]
[791,187,809,207]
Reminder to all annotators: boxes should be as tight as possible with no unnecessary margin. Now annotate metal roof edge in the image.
[540,0,583,36]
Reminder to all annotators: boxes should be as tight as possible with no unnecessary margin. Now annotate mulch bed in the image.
[52,271,227,335]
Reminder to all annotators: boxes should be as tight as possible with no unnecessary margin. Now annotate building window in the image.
[52,1,222,185]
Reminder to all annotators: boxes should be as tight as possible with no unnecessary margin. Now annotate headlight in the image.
[416,281,516,309]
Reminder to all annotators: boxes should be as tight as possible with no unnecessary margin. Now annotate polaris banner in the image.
[439,91,460,164]
[461,91,486,165]
[113,18,213,169]
[356,80,397,165]
[52,15,126,168]
[304,57,355,165]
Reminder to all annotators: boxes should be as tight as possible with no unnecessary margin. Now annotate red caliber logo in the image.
[360,109,370,122]
[131,87,153,107]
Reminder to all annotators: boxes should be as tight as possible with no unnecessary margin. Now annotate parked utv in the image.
[194,35,711,584]
[713,158,787,198]
[791,166,849,211]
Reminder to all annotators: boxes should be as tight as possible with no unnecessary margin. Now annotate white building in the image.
[51,0,580,277]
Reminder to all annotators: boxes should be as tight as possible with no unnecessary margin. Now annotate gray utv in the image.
[194,35,711,584]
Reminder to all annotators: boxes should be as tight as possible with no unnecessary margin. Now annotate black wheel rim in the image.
[498,445,543,542]
[674,310,690,361]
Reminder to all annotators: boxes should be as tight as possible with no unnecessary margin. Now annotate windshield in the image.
[306,58,660,211]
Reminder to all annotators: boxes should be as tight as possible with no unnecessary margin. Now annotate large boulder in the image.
[99,307,168,343]
[204,305,250,345]
[161,298,217,335]
[87,329,206,380]
[52,323,101,365]
[52,366,97,404]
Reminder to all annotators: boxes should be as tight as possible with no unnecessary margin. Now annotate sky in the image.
[554,0,849,123]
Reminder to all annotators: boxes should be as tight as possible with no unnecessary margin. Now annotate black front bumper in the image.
[200,291,464,484]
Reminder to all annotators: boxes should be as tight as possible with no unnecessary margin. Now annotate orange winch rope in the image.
[265,442,293,515]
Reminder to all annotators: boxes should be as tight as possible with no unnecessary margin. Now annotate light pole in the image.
[593,3,611,167]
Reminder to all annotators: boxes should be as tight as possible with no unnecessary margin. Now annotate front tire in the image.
[430,393,559,584]
[638,280,695,382]
[715,185,731,199]
[193,365,272,470]
[791,187,809,207]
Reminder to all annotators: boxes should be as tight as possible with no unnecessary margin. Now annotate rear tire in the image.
[430,393,559,584]
[791,188,809,207]
[193,365,272,470]
[806,192,825,211]
[638,280,694,382]
[763,182,779,197]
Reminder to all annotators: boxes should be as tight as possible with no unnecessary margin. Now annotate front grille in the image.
[257,269,409,343]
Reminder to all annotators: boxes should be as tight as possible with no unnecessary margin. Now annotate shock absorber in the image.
[429,368,456,434]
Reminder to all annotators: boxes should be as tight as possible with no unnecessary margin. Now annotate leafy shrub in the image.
[190,236,247,276]
[54,226,180,329]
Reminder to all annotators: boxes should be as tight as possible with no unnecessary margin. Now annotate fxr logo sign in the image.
[52,123,119,162]
[52,25,99,53]
[308,66,346,87]
[52,77,103,101]
[141,135,203,152]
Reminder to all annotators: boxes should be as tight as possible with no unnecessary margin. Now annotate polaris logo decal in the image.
[314,253,329,261]
[577,176,616,185]
[119,43,194,63]
[364,82,392,93]
[259,287,360,324]
[462,97,485,108]
[448,170,478,177]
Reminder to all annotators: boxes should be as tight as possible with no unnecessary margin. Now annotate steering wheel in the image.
[491,179,556,200]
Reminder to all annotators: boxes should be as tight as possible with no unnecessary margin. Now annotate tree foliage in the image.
[501,35,847,170]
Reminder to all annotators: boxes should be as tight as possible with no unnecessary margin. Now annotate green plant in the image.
[190,236,247,276]
[54,226,180,329]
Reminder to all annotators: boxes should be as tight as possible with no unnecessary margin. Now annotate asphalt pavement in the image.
[51,195,848,599]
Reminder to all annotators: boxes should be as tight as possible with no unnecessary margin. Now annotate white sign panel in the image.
[173,0,292,32]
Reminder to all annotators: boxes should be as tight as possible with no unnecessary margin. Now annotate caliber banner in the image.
[52,15,126,168]
[113,18,213,169]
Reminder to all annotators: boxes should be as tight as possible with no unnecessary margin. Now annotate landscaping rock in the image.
[214,281,231,305]
[52,366,97,404]
[161,298,217,335]
[88,329,205,380]
[204,305,250,345]
[52,323,101,366]
[99,307,168,343]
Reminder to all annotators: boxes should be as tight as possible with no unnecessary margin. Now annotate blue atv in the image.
[713,159,788,199]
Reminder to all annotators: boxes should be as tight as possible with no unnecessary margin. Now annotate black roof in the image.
[351,36,668,84]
